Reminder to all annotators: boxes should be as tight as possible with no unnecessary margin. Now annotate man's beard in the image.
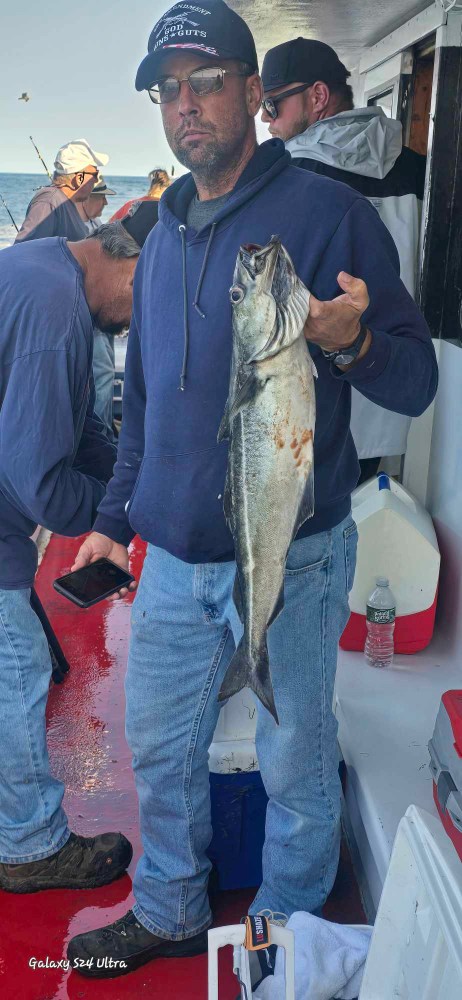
[285,112,311,142]
[166,113,248,183]
[174,135,230,178]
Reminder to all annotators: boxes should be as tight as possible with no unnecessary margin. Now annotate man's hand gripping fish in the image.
[218,236,317,724]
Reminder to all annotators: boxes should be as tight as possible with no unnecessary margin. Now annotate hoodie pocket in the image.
[127,448,231,560]
[125,459,145,517]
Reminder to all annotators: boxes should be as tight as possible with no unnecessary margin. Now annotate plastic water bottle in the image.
[364,577,396,668]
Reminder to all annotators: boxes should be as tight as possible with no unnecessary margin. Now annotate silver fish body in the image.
[218,236,316,723]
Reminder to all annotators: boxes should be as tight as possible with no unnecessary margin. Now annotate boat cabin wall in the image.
[355,7,462,656]
[404,340,462,655]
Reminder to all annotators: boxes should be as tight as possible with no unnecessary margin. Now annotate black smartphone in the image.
[53,558,135,609]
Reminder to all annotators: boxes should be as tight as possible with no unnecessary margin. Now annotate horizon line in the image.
[0,171,153,178]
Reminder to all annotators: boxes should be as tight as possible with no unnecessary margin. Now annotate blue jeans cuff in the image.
[0,827,70,865]
[131,902,212,942]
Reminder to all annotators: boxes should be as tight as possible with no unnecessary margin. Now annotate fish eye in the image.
[229,284,246,305]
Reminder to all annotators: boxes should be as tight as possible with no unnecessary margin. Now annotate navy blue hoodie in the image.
[94,140,437,561]
[0,238,116,589]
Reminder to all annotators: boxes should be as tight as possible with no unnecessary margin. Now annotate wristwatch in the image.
[321,324,369,367]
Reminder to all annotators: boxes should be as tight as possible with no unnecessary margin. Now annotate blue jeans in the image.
[0,589,70,862]
[92,329,115,440]
[126,515,357,940]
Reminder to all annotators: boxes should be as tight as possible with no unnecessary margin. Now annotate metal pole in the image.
[29,135,52,180]
[0,192,19,232]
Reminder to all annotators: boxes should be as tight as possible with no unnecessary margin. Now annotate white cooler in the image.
[341,474,440,654]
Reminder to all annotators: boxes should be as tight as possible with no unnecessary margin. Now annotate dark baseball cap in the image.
[135,0,258,92]
[262,38,349,93]
[120,200,159,249]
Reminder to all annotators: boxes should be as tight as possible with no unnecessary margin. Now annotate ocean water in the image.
[0,173,152,249]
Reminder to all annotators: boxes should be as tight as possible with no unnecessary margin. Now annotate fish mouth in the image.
[239,236,281,281]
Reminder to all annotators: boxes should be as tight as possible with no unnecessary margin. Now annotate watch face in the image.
[335,352,354,365]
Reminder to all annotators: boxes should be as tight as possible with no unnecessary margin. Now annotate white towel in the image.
[254,912,373,1000]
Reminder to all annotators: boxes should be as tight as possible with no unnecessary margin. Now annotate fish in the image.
[217,235,316,724]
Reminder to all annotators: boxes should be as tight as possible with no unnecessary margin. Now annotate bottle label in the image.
[367,605,395,624]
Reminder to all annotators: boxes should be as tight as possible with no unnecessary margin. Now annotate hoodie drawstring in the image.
[179,224,188,391]
[178,221,218,390]
[193,222,217,318]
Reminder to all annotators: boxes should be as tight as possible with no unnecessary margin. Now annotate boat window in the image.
[367,89,394,117]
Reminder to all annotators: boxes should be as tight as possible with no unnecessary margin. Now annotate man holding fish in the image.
[68,0,438,979]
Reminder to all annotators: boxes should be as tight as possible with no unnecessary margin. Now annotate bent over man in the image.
[0,222,141,893]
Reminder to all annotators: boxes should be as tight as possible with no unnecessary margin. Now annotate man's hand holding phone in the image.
[71,532,137,601]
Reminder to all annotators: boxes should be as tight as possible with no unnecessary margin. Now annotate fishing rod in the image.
[0,192,19,233]
[29,135,52,180]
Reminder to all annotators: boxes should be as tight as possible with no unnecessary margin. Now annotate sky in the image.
[0,0,270,177]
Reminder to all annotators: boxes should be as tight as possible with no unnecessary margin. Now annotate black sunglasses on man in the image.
[261,83,311,120]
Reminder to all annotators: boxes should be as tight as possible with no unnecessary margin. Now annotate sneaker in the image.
[0,831,132,893]
[67,909,209,978]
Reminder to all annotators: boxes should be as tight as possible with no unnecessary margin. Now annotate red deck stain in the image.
[1,532,364,999]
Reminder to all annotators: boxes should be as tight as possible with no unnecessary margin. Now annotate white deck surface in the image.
[335,628,459,910]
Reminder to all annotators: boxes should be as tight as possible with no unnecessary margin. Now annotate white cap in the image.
[54,139,109,176]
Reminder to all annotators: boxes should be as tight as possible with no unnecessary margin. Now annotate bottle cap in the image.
[376,576,389,587]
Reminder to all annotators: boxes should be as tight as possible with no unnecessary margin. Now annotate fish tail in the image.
[218,638,279,724]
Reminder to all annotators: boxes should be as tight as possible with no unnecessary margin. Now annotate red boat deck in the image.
[1,533,365,1000]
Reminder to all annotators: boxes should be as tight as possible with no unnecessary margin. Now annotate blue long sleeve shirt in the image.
[94,140,437,562]
[0,237,116,588]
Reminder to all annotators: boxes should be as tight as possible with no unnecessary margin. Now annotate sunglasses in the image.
[76,170,98,183]
[261,83,311,120]
[148,66,249,105]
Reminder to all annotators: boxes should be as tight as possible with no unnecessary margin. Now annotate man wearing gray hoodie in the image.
[261,38,426,481]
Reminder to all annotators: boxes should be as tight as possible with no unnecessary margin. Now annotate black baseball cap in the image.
[262,38,349,93]
[120,200,159,249]
[135,0,258,92]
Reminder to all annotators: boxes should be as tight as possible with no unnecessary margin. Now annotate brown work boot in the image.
[0,831,132,893]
